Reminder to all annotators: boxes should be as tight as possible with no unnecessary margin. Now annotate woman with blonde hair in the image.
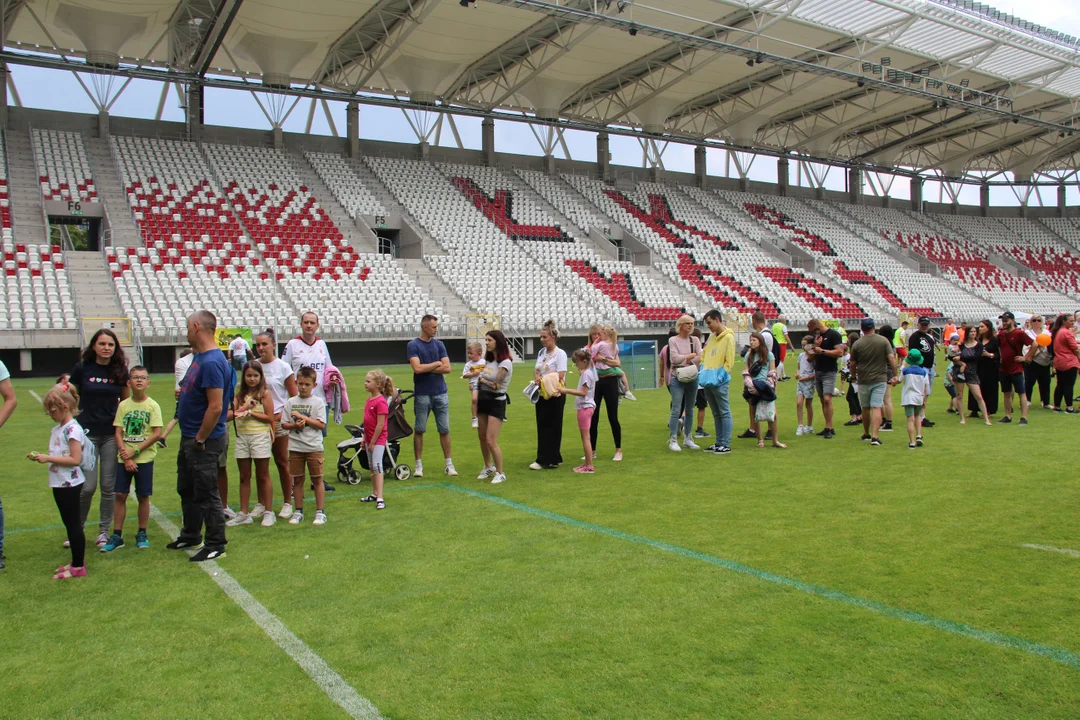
[666,315,702,452]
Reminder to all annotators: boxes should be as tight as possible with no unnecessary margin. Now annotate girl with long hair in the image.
[955,326,993,426]
[476,330,513,484]
[68,328,129,549]
[254,330,299,518]
[229,360,276,527]
[361,370,396,509]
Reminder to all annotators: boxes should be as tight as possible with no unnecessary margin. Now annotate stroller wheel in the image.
[394,464,412,481]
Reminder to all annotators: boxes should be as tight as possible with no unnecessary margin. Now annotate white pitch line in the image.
[149,505,383,720]
[24,391,380,719]
[1021,544,1080,559]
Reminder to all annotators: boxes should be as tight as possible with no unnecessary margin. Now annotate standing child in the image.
[560,349,597,473]
[281,367,328,525]
[102,366,162,551]
[229,361,276,527]
[795,336,816,436]
[901,349,931,448]
[361,370,394,510]
[29,384,88,579]
[461,341,485,430]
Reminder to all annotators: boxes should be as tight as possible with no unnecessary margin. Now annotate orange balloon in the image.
[1037,332,1052,347]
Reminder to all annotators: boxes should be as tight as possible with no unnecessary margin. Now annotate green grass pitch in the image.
[1,359,1078,719]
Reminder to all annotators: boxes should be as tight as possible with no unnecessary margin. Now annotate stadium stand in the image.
[564,174,866,323]
[304,151,387,219]
[32,129,97,203]
[439,162,689,324]
[831,202,1074,313]
[2,241,74,330]
[0,133,11,235]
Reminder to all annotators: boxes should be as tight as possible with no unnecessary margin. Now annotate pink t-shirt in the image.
[363,395,389,446]
[590,340,614,371]
[1053,330,1080,371]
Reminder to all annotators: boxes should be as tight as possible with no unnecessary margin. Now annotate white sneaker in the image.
[313,511,327,526]
[795,425,805,436]
[250,503,265,518]
[625,391,637,401]
[806,426,814,435]
[261,511,276,527]
[471,417,479,429]
[491,472,506,485]
[683,437,700,450]
[477,466,496,480]
[444,461,458,477]
[529,462,543,471]
[222,506,237,521]
[668,438,682,452]
[278,502,294,519]
[226,512,252,527]
[288,512,304,525]
[414,460,424,478]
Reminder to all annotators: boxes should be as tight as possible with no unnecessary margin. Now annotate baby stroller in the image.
[335,389,414,484]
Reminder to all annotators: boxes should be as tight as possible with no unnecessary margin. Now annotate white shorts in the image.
[235,431,273,459]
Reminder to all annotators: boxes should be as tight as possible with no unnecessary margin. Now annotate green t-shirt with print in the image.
[113,397,163,464]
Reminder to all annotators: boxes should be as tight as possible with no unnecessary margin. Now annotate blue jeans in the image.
[668,376,699,437]
[704,383,733,447]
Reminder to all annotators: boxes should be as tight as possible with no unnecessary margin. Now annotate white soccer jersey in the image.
[281,337,332,401]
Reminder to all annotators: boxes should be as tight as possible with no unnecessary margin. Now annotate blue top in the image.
[407,337,449,396]
[178,349,235,439]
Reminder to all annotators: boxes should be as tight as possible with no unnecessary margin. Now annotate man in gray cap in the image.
[849,318,899,446]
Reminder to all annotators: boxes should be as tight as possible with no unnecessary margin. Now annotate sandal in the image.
[360,494,378,503]
[53,566,87,580]
[55,563,71,573]
[757,440,765,448]
[772,442,788,449]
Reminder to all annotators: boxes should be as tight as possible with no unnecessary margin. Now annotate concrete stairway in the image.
[5,130,50,245]
[353,157,445,255]
[84,137,143,247]
[65,249,140,362]
[400,257,474,322]
[288,149,378,254]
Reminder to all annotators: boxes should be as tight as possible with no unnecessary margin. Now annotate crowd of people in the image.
[7,306,1080,579]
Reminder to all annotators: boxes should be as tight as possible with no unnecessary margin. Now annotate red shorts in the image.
[779,345,787,361]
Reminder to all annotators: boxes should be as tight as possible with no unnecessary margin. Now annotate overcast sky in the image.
[9,0,1080,204]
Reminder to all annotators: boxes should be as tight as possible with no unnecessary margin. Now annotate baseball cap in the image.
[948,332,960,340]
[860,317,875,331]
[918,316,931,325]
[906,348,923,365]
[999,311,1015,321]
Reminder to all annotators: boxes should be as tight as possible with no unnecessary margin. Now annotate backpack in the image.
[79,434,97,475]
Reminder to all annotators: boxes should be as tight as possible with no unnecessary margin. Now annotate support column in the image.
[418,141,430,160]
[1058,183,1067,218]
[881,194,890,209]
[777,156,789,196]
[97,110,110,138]
[543,154,555,174]
[186,83,204,141]
[980,183,990,217]
[847,167,862,205]
[694,146,707,188]
[911,176,923,212]
[346,101,360,159]
[0,64,8,130]
[271,127,284,150]
[597,132,609,180]
[482,117,495,166]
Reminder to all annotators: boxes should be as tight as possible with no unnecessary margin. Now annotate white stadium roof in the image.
[5,0,1080,178]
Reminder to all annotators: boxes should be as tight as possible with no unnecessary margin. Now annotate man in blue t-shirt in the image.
[169,310,234,562]
[406,315,456,479]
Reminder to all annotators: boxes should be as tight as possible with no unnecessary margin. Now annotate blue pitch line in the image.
[5,482,443,536]
[441,483,1080,669]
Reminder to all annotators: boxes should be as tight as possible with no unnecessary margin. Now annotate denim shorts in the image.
[857,381,887,409]
[414,392,451,434]
[815,371,837,399]
[999,372,1025,394]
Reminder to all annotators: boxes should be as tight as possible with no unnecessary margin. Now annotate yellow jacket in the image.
[702,327,735,372]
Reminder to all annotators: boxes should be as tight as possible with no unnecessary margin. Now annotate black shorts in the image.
[695,389,707,410]
[115,460,154,496]
[477,391,507,421]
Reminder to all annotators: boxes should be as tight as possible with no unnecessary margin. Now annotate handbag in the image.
[675,364,699,383]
